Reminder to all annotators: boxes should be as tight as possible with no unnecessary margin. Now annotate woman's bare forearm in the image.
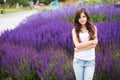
[75,40,93,49]
[76,38,98,49]
[74,44,96,52]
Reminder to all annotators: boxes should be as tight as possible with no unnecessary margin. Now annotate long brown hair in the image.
[74,8,95,42]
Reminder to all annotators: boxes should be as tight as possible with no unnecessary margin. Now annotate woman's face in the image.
[78,12,87,25]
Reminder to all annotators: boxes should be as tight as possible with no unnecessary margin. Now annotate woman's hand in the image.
[91,39,98,45]
[74,47,80,53]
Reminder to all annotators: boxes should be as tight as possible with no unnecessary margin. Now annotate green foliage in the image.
[39,0,53,5]
[17,71,38,80]
[6,0,29,6]
[91,14,108,22]
[0,68,16,80]
[38,0,66,5]
[0,68,9,79]
[0,0,3,4]
[50,73,58,80]
[20,0,29,6]
[49,62,59,80]
[0,7,33,14]
[59,0,66,2]
[101,0,120,4]
[66,16,74,23]
[84,0,102,5]
[67,14,120,23]
[112,14,120,20]
[83,0,120,5]
[114,51,120,60]
[93,73,110,80]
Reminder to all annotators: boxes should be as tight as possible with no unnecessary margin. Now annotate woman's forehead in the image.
[80,12,85,16]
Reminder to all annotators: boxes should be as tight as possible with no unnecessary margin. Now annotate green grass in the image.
[0,7,34,14]
[0,6,57,14]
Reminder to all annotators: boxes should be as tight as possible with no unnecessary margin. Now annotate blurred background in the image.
[0,0,120,14]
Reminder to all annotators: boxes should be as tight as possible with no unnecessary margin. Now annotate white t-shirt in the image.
[74,32,95,60]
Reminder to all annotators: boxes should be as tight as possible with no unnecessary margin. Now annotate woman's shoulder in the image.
[72,28,77,35]
[93,25,97,31]
[91,22,97,28]
[93,25,97,28]
[72,28,76,32]
[92,24,97,30]
[93,25,96,28]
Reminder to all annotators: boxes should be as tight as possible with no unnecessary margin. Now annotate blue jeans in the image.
[73,58,95,80]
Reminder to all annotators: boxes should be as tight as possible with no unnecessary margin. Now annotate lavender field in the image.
[0,4,120,80]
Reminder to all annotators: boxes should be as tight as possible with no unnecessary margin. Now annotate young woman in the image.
[72,8,98,80]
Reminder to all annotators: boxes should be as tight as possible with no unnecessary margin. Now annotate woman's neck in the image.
[81,25,88,33]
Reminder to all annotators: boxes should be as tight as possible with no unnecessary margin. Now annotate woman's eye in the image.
[83,16,86,18]
[79,16,86,19]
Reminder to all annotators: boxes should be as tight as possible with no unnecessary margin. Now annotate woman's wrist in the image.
[89,40,94,44]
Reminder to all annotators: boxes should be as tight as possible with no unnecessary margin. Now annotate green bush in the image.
[17,71,38,80]
[84,0,102,5]
[67,14,119,23]
[0,68,12,80]
[101,0,120,4]
[91,14,108,22]
[112,14,120,20]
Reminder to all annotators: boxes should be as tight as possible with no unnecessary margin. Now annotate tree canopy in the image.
[0,0,29,6]
[0,0,67,5]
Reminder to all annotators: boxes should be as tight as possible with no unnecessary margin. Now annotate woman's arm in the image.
[74,44,96,53]
[72,28,94,49]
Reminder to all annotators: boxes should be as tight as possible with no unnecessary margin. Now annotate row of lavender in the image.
[0,20,119,80]
[0,43,74,80]
[1,4,120,52]
[95,20,120,80]
[0,4,120,80]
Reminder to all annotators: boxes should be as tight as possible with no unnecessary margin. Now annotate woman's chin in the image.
[81,23,86,25]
